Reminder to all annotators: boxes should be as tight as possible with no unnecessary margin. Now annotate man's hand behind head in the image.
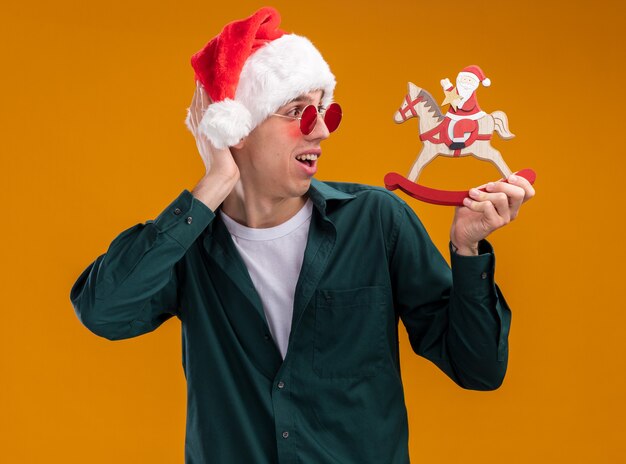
[187,81,240,211]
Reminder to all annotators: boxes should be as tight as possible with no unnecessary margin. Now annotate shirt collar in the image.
[307,178,356,216]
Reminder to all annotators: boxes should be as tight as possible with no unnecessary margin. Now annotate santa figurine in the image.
[441,65,491,150]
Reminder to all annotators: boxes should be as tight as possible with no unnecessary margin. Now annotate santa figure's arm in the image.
[440,78,453,92]
[462,92,478,111]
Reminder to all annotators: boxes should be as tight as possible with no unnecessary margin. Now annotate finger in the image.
[198,81,214,109]
[484,181,525,220]
[509,172,536,202]
[196,82,205,120]
[199,81,206,110]
[463,197,503,230]
[185,106,194,133]
[188,102,196,133]
[193,82,207,130]
[192,81,199,108]
[189,82,199,130]
[469,188,511,224]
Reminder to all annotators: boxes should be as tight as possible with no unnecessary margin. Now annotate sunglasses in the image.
[272,102,342,135]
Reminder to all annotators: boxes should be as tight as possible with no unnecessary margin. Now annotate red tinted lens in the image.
[324,103,342,133]
[300,105,318,135]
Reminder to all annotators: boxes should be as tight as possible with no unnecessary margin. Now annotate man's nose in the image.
[306,113,330,140]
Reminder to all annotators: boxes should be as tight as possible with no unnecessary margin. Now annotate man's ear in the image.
[232,137,246,150]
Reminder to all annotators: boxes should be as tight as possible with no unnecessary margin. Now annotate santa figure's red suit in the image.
[441,65,491,149]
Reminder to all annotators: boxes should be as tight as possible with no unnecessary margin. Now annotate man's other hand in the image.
[450,173,535,255]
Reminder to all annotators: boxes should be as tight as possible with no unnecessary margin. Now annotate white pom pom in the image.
[482,78,491,87]
[198,99,253,149]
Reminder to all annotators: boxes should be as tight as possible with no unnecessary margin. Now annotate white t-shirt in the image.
[219,199,313,359]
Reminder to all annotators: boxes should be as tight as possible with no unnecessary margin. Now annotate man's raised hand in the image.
[187,81,240,211]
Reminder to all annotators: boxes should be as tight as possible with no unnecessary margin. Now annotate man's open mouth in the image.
[295,153,319,167]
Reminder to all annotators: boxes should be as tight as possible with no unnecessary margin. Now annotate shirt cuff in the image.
[152,189,216,249]
[449,239,496,295]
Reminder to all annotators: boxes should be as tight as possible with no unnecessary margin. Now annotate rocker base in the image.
[384,168,537,206]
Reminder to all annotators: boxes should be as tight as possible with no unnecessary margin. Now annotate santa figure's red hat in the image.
[458,65,491,87]
[185,7,336,149]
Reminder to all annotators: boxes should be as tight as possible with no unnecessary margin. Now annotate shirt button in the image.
[264,334,271,341]
[481,272,488,279]
[282,431,289,439]
[174,207,182,215]
[277,381,285,389]
[186,216,193,224]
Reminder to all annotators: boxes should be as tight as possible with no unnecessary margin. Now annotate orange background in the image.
[2,0,625,462]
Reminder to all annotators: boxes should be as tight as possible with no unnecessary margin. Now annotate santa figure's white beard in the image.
[456,83,477,108]
[457,84,476,101]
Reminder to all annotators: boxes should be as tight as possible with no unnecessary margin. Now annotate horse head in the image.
[393,82,423,124]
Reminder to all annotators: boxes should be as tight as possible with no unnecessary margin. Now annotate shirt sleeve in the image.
[70,189,215,341]
[390,202,511,390]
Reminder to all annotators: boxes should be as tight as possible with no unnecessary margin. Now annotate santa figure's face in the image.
[456,74,479,99]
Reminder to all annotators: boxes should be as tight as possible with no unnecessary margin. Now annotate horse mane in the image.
[418,89,444,122]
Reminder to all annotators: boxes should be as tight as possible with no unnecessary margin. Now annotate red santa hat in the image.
[186,7,336,149]
[457,65,491,87]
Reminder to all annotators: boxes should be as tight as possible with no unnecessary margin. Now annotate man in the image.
[70,7,534,463]
[441,65,491,150]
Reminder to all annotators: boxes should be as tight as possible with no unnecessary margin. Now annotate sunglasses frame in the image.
[272,102,342,135]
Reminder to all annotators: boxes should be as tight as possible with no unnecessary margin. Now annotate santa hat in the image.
[186,7,336,149]
[457,65,491,87]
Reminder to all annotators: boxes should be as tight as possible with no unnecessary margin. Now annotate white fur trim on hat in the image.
[198,99,253,149]
[236,34,336,129]
[458,71,490,87]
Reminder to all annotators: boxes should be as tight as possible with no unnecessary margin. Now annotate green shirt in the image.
[70,179,511,463]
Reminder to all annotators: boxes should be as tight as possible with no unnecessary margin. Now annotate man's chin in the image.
[292,177,314,197]
[300,178,314,193]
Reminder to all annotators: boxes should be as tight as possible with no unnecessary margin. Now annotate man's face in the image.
[232,89,330,200]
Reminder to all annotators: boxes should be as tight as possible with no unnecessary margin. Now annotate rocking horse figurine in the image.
[384,66,536,206]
